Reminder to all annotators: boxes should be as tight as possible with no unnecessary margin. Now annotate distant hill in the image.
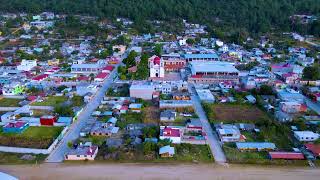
[0,0,319,36]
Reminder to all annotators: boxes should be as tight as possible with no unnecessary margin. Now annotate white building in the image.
[129,83,155,100]
[65,145,98,161]
[195,89,215,102]
[17,60,37,71]
[149,55,165,78]
[294,131,319,142]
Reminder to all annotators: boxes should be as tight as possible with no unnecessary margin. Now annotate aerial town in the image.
[0,11,320,171]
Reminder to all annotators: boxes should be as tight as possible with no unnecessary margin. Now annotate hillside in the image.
[0,0,319,36]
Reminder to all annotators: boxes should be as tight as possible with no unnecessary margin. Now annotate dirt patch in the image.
[143,106,159,124]
[205,104,269,123]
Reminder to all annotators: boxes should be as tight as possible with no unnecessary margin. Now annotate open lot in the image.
[32,96,68,106]
[203,103,269,123]
[0,152,47,165]
[142,106,159,124]
[96,144,213,163]
[0,98,21,107]
[223,143,309,166]
[0,126,64,149]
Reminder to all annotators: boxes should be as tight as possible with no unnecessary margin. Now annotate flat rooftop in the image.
[190,61,239,73]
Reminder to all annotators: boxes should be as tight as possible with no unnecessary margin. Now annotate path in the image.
[1,163,319,180]
[188,84,227,164]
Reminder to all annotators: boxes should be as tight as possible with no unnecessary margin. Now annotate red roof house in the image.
[32,74,49,82]
[40,115,57,126]
[305,143,320,157]
[102,65,114,73]
[269,152,305,160]
[94,73,109,82]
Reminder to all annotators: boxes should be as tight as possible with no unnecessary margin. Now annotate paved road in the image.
[188,84,227,164]
[45,68,119,162]
[45,42,134,162]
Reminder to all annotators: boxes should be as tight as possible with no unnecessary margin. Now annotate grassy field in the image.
[203,103,269,123]
[0,126,64,149]
[32,96,68,106]
[96,144,213,163]
[0,152,47,165]
[117,112,144,129]
[0,98,21,107]
[223,143,309,166]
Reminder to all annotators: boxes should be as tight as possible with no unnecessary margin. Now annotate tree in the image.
[54,105,74,116]
[123,51,137,67]
[142,126,158,139]
[259,85,274,95]
[154,44,162,56]
[143,142,157,155]
[186,38,195,45]
[303,66,320,81]
[57,85,67,92]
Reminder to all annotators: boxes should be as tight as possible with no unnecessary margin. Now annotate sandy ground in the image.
[0,163,319,180]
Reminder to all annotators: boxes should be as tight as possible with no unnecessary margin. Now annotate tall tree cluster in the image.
[0,0,319,36]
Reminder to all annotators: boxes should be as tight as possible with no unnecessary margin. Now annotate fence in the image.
[0,107,20,111]
[0,126,68,154]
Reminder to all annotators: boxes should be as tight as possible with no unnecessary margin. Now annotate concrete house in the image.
[160,110,177,121]
[294,131,319,142]
[159,145,175,158]
[65,144,98,161]
[216,124,241,142]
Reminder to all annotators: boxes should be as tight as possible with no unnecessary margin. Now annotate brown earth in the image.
[212,105,268,122]
[0,163,319,180]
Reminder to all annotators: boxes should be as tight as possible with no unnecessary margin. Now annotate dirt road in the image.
[0,163,319,180]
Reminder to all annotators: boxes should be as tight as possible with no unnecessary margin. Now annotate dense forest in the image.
[0,0,320,36]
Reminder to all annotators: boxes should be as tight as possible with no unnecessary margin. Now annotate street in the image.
[188,84,227,164]
[45,68,118,162]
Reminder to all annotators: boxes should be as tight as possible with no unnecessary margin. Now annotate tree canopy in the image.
[303,66,320,81]
[0,0,319,36]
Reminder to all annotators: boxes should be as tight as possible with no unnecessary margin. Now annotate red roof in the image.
[305,143,320,156]
[120,105,128,110]
[4,121,27,128]
[27,96,37,101]
[103,65,114,71]
[154,56,161,65]
[95,72,109,79]
[269,152,305,160]
[163,128,180,137]
[32,74,49,81]
[77,76,89,81]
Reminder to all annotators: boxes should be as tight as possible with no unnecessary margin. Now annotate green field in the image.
[32,96,68,106]
[0,98,21,107]
[0,126,64,149]
[0,152,47,165]
[96,143,213,163]
[223,143,308,166]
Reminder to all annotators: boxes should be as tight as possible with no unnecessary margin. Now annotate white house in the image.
[294,131,319,142]
[17,59,37,71]
[149,55,165,78]
[65,145,98,161]
[216,124,241,142]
